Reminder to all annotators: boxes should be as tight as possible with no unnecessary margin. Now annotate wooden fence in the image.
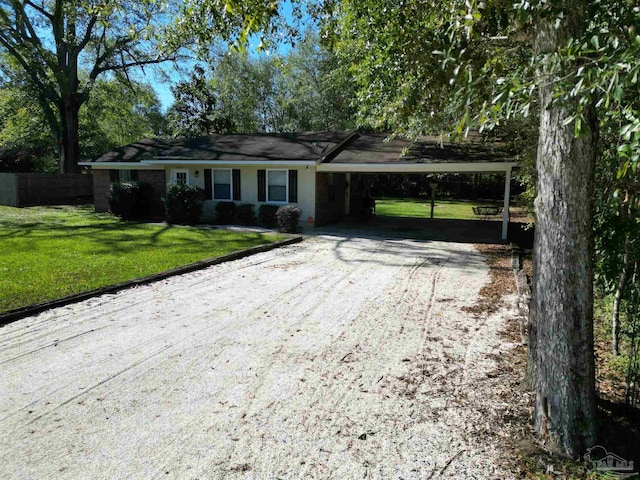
[0,173,92,207]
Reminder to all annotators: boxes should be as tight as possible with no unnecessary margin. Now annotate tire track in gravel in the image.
[1,237,373,436]
[162,238,402,478]
[172,237,406,478]
[0,251,354,427]
[0,240,333,362]
[221,243,451,478]
[0,243,304,352]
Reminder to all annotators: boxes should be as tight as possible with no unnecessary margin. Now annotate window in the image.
[213,169,232,200]
[171,169,189,186]
[119,170,138,182]
[267,169,287,203]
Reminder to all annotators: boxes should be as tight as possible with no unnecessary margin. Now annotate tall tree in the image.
[529,3,597,453]
[280,31,355,131]
[210,53,265,133]
[167,65,234,137]
[208,35,355,133]
[1,58,167,169]
[210,53,290,132]
[0,0,181,172]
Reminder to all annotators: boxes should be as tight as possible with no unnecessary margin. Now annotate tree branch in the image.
[0,35,60,138]
[24,0,53,20]
[89,35,135,80]
[76,14,98,53]
[92,55,176,78]
[10,0,43,47]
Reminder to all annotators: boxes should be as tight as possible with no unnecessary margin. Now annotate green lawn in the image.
[375,197,504,220]
[0,205,284,313]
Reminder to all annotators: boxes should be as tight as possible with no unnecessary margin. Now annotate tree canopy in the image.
[166,34,356,135]
[167,65,234,137]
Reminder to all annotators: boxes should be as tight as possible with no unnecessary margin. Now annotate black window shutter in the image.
[288,170,298,203]
[109,170,120,182]
[232,169,241,201]
[257,169,266,202]
[204,169,212,200]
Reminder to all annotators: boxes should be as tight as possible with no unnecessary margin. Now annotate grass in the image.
[0,205,285,313]
[375,197,504,220]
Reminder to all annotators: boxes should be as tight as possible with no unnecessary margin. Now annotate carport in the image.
[316,133,520,241]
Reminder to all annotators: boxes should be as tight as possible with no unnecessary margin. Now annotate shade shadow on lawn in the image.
[0,207,282,313]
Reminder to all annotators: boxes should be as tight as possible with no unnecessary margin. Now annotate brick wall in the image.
[138,169,166,217]
[315,172,346,226]
[92,169,110,212]
[93,169,166,216]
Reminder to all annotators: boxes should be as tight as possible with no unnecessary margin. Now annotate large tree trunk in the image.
[529,6,598,457]
[58,94,82,174]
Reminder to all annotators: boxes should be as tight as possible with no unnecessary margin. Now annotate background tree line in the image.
[166,32,355,137]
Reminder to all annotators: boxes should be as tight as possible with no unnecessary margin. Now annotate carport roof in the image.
[321,133,513,165]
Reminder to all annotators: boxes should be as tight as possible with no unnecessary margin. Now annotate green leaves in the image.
[81,78,167,157]
[202,33,355,134]
[167,65,234,137]
[170,0,286,56]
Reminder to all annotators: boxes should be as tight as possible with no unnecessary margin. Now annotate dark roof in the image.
[89,131,513,165]
[324,133,513,165]
[91,132,353,163]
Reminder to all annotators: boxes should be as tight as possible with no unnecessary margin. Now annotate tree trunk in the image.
[59,95,82,174]
[529,7,598,457]
[612,236,631,355]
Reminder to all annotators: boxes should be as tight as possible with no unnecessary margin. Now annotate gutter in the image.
[79,160,318,168]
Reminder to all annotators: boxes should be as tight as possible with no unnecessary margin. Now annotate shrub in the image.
[132,182,154,218]
[258,204,280,228]
[108,181,156,220]
[108,181,140,220]
[275,205,302,233]
[235,203,257,226]
[164,183,204,225]
[215,201,236,224]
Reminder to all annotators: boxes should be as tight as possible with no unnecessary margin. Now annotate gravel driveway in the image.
[0,234,518,479]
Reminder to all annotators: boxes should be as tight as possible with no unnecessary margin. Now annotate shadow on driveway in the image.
[308,216,534,247]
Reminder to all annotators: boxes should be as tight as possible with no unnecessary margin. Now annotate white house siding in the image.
[164,165,316,224]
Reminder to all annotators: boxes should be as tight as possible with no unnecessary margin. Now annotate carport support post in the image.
[429,182,437,219]
[502,167,512,241]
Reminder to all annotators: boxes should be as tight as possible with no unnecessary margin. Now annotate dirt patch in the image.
[462,244,517,317]
[458,244,543,477]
